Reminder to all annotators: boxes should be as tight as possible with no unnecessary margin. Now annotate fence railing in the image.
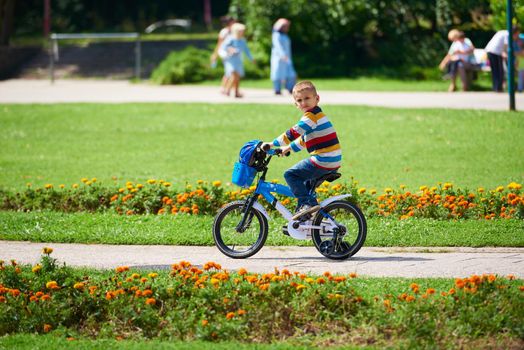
[49,33,141,83]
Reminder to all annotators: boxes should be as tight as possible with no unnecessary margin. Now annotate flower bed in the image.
[0,249,522,346]
[1,178,522,220]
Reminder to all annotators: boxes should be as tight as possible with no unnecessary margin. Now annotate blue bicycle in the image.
[212,143,367,260]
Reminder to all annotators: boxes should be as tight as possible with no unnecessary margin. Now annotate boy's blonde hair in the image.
[292,81,317,96]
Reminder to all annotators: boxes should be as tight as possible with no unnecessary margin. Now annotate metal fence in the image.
[49,33,141,83]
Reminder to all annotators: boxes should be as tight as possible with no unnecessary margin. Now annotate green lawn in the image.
[1,103,523,192]
[1,211,522,247]
[0,335,333,350]
[201,75,493,92]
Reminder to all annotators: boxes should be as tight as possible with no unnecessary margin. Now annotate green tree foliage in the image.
[12,0,230,35]
[228,0,496,75]
[489,0,524,30]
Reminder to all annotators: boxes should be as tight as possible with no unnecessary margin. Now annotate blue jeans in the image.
[273,77,296,94]
[284,158,336,209]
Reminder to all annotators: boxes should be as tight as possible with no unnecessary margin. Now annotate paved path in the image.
[1,241,522,278]
[1,79,523,111]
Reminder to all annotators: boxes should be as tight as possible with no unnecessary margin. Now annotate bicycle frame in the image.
[254,179,295,221]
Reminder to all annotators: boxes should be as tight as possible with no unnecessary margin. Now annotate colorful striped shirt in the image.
[272,106,342,169]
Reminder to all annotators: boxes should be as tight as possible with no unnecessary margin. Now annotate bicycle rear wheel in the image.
[311,200,367,260]
[212,200,268,259]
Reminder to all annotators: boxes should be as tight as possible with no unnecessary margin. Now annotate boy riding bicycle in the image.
[263,81,342,220]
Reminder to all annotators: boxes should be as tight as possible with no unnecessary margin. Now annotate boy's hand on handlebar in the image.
[261,142,273,151]
[279,145,291,157]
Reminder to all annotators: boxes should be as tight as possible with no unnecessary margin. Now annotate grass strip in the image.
[0,334,328,350]
[1,211,522,247]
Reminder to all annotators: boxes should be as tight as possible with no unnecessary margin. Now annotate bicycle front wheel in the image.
[311,200,367,260]
[212,200,269,259]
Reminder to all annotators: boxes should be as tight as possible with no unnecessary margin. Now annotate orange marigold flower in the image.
[238,268,248,276]
[237,309,247,316]
[110,194,119,202]
[201,319,209,326]
[455,278,466,289]
[145,298,156,305]
[519,286,524,292]
[46,281,59,290]
[316,277,326,284]
[115,266,129,273]
[296,284,307,291]
[73,282,85,290]
[41,294,51,301]
[142,289,153,297]
[43,324,52,333]
[405,295,415,302]
[226,312,235,320]
[42,247,53,255]
[426,288,436,295]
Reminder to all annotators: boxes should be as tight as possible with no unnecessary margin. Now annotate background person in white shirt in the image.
[485,27,520,92]
[439,29,476,91]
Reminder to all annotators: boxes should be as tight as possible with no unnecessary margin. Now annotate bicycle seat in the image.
[313,172,341,189]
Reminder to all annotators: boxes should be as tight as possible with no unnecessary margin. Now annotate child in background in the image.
[263,81,342,220]
[211,16,236,95]
[219,23,254,98]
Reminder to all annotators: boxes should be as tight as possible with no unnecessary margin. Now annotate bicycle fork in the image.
[235,195,258,233]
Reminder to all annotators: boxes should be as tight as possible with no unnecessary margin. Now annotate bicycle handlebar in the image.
[263,146,289,157]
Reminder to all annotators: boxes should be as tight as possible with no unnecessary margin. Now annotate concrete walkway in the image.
[1,241,523,278]
[1,79,523,111]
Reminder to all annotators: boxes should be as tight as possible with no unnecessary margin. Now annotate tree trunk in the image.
[0,0,15,46]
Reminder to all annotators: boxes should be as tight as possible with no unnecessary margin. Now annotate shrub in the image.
[150,46,222,85]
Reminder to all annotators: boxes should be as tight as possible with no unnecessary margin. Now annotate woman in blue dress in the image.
[271,18,296,95]
[219,23,254,98]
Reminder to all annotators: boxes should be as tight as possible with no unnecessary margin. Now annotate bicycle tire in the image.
[311,200,367,260]
[212,200,269,259]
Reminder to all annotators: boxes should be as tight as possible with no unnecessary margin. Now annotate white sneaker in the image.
[291,205,320,220]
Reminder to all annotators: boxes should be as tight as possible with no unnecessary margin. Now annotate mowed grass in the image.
[1,211,522,247]
[0,335,335,350]
[202,75,493,92]
[0,103,523,192]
